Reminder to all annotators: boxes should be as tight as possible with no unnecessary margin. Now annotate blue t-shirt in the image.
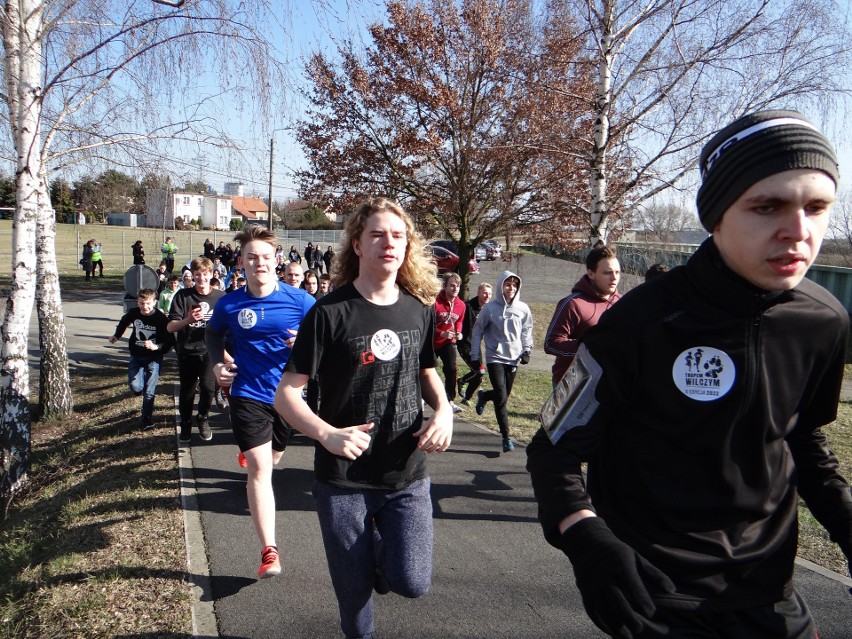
[207,282,315,404]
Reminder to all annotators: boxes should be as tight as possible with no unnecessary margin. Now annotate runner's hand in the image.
[321,423,373,460]
[559,517,674,638]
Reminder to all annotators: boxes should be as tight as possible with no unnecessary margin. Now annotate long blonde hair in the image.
[333,197,439,305]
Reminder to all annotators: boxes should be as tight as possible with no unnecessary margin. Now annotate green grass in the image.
[0,362,190,639]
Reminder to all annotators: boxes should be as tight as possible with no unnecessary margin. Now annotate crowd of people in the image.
[101,110,852,639]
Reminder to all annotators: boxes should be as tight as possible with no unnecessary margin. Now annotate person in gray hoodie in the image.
[470,270,533,452]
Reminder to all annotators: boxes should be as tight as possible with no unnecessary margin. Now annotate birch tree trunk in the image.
[1,0,44,518]
[588,0,614,245]
[36,166,72,419]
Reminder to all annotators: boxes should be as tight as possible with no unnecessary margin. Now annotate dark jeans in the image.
[313,478,433,639]
[92,259,104,276]
[434,343,458,402]
[481,362,517,440]
[177,351,215,424]
[128,355,161,421]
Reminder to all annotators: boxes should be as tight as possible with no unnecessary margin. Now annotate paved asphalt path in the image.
[41,264,852,638]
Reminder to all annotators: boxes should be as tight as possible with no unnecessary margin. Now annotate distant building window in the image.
[197,198,202,206]
[183,196,190,205]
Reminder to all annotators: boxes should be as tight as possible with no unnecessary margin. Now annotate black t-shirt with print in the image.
[168,286,225,354]
[285,283,436,490]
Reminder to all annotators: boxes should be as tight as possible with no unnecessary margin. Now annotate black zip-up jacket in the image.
[527,239,852,611]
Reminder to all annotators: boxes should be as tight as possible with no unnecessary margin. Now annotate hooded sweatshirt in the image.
[544,274,621,383]
[433,290,466,350]
[470,270,533,365]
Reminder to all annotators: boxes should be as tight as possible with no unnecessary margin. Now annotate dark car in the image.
[428,245,480,274]
[430,239,487,262]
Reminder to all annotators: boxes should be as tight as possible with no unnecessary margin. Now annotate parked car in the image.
[481,239,502,261]
[430,239,487,262]
[428,244,480,274]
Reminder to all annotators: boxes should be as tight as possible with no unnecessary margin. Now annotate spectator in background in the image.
[319,272,332,295]
[203,238,216,260]
[161,236,178,273]
[323,244,335,274]
[304,242,314,269]
[91,239,105,277]
[81,240,95,281]
[132,240,145,265]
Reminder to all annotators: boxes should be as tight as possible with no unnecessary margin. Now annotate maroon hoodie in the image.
[543,274,620,383]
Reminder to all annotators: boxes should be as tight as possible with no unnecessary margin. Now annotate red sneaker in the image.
[237,451,248,468]
[258,545,281,579]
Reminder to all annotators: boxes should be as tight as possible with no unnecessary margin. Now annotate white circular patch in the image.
[672,346,735,402]
[371,329,401,361]
[238,308,257,329]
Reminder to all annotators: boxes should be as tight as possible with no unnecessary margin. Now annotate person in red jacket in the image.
[434,272,466,413]
[543,245,621,386]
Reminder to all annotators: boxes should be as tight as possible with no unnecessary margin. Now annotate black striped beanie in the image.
[696,110,839,232]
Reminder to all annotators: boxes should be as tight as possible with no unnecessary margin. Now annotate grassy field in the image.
[0,274,850,636]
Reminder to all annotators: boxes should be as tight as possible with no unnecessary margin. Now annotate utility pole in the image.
[267,137,274,231]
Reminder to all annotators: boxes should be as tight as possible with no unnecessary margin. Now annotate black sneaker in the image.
[197,415,213,441]
[142,418,156,431]
[502,438,515,453]
[178,421,192,443]
[475,390,486,416]
[456,378,465,399]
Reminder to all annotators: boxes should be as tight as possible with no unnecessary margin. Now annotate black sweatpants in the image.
[177,351,215,424]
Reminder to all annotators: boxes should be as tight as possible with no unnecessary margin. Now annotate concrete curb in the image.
[795,556,852,587]
[175,389,219,638]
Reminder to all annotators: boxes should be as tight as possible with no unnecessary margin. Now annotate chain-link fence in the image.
[0,221,343,274]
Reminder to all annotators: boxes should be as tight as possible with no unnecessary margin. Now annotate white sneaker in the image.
[450,401,463,414]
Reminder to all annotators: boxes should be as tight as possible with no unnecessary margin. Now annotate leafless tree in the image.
[0,0,286,518]
[555,0,852,244]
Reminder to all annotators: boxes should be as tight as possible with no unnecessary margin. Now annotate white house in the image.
[146,189,234,230]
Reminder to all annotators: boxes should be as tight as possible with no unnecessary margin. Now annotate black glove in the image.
[559,517,674,638]
[471,360,482,374]
[520,352,530,365]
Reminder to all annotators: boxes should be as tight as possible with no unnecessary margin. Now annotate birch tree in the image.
[0,0,284,518]
[559,0,852,244]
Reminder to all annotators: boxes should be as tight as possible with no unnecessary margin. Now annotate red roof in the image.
[230,196,268,219]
